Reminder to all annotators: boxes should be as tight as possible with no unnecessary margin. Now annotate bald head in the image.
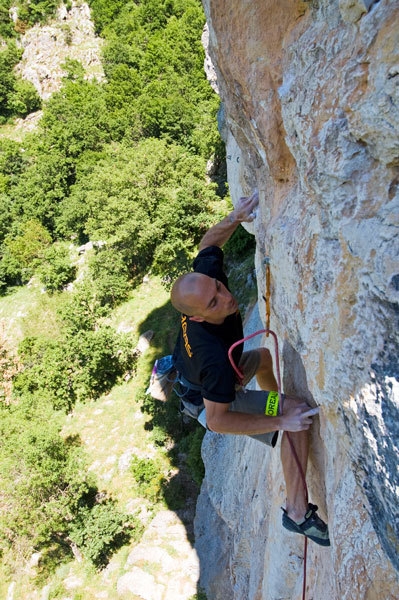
[170,272,210,315]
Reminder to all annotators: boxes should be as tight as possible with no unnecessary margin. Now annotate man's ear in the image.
[189,315,205,323]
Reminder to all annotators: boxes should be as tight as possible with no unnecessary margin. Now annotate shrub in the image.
[14,328,138,411]
[6,78,41,117]
[36,243,76,293]
[68,499,141,569]
[57,280,110,334]
[130,455,165,502]
[3,218,52,282]
[88,246,130,307]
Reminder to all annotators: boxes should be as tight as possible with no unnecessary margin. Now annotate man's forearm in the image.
[198,212,240,251]
[206,409,282,435]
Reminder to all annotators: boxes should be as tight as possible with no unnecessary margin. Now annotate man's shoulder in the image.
[193,246,227,284]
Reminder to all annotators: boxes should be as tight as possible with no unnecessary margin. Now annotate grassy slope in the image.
[0,275,197,599]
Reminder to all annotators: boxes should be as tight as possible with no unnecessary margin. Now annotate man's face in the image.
[188,274,239,324]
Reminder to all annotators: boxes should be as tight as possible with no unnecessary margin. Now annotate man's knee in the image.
[257,347,273,372]
[282,394,312,412]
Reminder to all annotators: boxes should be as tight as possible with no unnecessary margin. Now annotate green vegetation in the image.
[0,0,254,595]
[0,41,41,122]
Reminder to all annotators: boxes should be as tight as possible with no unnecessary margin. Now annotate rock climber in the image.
[170,192,330,546]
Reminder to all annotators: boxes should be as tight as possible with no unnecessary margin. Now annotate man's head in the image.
[170,272,238,325]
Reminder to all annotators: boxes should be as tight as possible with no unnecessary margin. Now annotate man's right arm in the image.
[204,397,319,434]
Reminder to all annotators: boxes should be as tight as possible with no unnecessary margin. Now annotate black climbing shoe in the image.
[282,503,330,547]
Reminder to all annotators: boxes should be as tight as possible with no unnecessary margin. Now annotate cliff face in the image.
[195,1,399,598]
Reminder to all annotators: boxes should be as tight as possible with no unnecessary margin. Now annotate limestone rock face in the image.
[195,1,399,598]
[16,1,104,100]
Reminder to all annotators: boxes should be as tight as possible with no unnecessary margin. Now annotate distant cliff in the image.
[195,1,399,598]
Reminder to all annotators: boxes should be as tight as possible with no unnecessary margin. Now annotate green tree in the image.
[17,0,60,26]
[0,219,52,287]
[35,242,76,293]
[87,0,127,34]
[0,399,93,561]
[57,279,110,335]
[0,41,22,119]
[6,78,41,116]
[68,500,140,568]
[39,78,111,159]
[13,323,138,411]
[88,245,130,307]
[0,396,137,572]
[0,0,14,38]
[57,139,219,283]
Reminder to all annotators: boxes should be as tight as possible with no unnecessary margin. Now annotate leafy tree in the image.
[0,397,137,572]
[17,0,60,26]
[87,0,127,34]
[0,41,22,119]
[88,246,130,307]
[10,143,74,231]
[35,242,76,293]
[39,77,111,159]
[0,399,93,561]
[0,138,26,185]
[57,139,219,284]
[0,0,15,38]
[68,500,141,568]
[13,323,138,411]
[0,40,41,120]
[57,279,110,335]
[6,77,41,116]
[4,218,52,267]
[0,218,52,287]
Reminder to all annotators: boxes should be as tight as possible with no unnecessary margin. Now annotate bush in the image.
[6,78,41,117]
[14,327,138,411]
[130,455,165,502]
[0,399,96,563]
[36,243,76,293]
[69,499,141,569]
[88,246,130,307]
[57,280,110,334]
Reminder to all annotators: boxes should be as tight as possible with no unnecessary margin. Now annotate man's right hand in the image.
[280,396,319,432]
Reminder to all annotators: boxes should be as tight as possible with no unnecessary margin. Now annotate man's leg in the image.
[255,347,278,391]
[255,356,308,518]
[281,425,309,521]
[280,396,330,546]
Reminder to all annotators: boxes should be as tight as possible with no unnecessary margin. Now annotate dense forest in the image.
[0,0,243,590]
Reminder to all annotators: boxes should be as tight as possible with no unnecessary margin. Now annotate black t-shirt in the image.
[173,246,244,404]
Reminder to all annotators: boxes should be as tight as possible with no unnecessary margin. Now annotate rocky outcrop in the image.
[196,1,399,598]
[15,1,104,100]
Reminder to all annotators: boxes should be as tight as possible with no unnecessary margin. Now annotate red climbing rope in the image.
[227,257,309,600]
[228,328,308,599]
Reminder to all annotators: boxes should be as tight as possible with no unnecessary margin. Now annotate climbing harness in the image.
[227,257,310,600]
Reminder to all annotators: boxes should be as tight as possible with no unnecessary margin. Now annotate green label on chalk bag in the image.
[265,391,279,416]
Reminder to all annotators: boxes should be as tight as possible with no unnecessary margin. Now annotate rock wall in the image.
[195,1,399,598]
[16,1,104,100]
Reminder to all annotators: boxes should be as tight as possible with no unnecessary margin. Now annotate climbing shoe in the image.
[282,503,330,546]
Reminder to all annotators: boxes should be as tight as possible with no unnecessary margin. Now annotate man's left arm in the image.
[198,191,259,251]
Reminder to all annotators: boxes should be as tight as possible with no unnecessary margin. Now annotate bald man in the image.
[170,193,330,546]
